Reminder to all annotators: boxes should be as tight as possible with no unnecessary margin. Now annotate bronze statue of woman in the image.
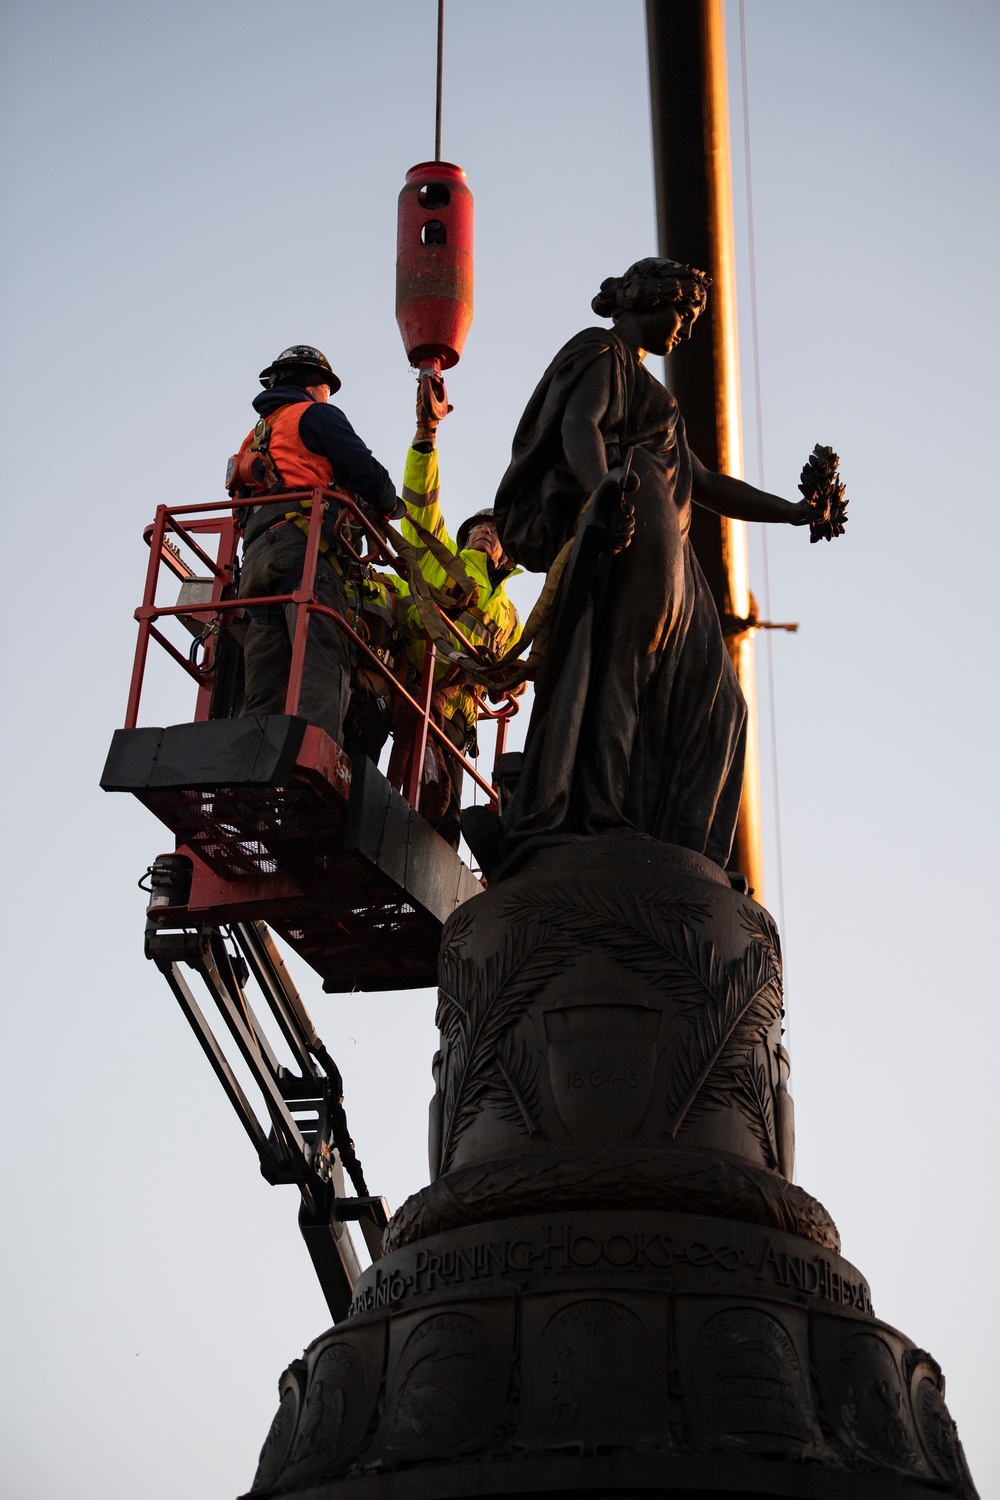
[491,257,813,872]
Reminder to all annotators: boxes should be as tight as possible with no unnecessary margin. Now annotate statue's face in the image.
[641,298,702,356]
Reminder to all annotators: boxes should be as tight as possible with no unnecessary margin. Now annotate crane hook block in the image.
[396,161,474,371]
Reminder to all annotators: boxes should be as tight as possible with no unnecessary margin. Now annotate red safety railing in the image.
[125,487,520,814]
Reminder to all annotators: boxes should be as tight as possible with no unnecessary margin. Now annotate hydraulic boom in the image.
[142,862,388,1321]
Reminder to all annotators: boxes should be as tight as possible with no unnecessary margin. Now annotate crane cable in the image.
[738,1,789,975]
[434,0,444,160]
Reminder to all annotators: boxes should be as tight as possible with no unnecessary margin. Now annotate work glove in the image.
[413,370,453,449]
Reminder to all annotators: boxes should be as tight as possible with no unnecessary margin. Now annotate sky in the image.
[1,2,998,1497]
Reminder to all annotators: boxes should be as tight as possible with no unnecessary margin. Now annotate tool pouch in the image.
[226,449,271,494]
[226,414,283,499]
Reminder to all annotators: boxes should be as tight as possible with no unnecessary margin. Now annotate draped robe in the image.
[493,328,747,867]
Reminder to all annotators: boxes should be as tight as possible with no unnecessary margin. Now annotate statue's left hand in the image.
[798,444,848,541]
[788,499,813,526]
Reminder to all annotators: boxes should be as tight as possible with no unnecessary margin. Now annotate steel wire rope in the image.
[434,0,444,160]
[738,0,790,997]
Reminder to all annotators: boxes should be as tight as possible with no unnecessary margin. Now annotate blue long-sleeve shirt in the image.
[252,384,397,514]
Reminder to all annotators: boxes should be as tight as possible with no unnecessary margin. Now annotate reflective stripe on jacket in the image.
[400,446,522,726]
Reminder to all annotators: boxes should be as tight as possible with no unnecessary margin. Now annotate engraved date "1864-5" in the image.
[565,1071,639,1090]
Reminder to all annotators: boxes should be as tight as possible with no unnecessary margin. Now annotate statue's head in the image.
[592,258,711,357]
[592,257,711,320]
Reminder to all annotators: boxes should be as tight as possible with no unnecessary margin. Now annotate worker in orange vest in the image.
[232,345,400,743]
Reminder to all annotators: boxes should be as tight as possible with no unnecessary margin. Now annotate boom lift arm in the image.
[142,858,388,1322]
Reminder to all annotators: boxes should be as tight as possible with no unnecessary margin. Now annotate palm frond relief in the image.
[437,919,569,1173]
[435,879,784,1173]
[732,1054,779,1167]
[739,901,782,968]
[664,938,782,1143]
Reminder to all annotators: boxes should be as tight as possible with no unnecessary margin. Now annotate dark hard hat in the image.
[259,345,342,394]
[457,508,496,550]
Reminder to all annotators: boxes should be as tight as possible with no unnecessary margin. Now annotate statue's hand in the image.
[589,464,640,552]
[610,499,636,553]
[789,499,813,526]
[798,443,848,542]
[593,465,641,555]
[609,466,640,552]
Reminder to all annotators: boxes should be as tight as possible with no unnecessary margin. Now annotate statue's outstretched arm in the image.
[691,451,811,525]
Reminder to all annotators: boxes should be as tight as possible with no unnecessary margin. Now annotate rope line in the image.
[434,0,444,160]
[738,0,789,965]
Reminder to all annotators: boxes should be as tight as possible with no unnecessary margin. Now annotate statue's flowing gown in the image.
[493,328,746,867]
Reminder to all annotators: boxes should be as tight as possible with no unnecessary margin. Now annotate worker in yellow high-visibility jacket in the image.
[386,397,522,842]
[341,564,409,764]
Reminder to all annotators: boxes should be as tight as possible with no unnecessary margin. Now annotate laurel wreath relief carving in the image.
[434,884,784,1176]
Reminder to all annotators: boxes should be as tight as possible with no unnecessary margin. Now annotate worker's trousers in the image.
[238,522,350,745]
[387,695,468,844]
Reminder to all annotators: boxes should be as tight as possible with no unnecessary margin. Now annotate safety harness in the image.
[232,408,342,554]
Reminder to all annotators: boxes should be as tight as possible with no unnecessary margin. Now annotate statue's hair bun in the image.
[592,277,623,318]
[591,258,711,321]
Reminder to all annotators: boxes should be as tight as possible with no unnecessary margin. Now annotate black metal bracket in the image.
[334,1196,390,1227]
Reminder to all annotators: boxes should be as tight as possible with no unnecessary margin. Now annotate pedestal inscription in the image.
[246,1212,975,1500]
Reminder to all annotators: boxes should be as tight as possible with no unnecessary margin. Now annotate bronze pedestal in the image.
[246,839,976,1500]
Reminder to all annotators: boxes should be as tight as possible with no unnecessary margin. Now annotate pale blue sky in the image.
[1,2,997,1496]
